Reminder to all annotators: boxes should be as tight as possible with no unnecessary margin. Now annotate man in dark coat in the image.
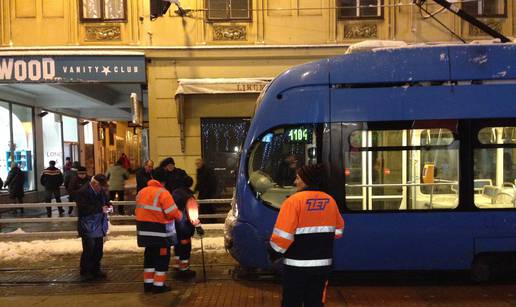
[40,160,64,217]
[275,155,297,187]
[136,159,154,193]
[68,167,91,216]
[4,162,25,214]
[194,158,217,215]
[158,157,188,194]
[194,158,217,200]
[76,174,111,282]
[64,161,81,215]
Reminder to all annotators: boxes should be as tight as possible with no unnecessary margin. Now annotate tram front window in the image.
[344,123,459,211]
[248,125,321,209]
[475,126,516,209]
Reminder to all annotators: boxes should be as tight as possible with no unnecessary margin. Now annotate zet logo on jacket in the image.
[306,198,329,211]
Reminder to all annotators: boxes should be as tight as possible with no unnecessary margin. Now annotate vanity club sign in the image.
[0,55,146,83]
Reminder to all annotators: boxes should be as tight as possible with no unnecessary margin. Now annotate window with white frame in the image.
[338,0,383,19]
[206,0,251,21]
[80,0,126,22]
[463,0,506,17]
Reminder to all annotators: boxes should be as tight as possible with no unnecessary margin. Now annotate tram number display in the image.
[286,127,312,143]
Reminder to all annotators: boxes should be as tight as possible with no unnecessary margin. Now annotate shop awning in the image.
[174,78,272,96]
[174,78,271,153]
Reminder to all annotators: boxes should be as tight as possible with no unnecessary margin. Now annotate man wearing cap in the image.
[41,160,64,217]
[158,157,188,194]
[270,164,345,307]
[76,174,112,282]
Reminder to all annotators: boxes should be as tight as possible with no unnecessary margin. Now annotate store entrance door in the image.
[201,118,250,197]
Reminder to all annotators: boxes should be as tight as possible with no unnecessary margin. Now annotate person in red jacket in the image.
[270,164,344,307]
[135,168,183,294]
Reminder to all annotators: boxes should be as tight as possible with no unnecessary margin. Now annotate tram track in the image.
[0,263,237,287]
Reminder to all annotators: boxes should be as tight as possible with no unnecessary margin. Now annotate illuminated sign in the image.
[0,55,146,83]
[287,127,311,143]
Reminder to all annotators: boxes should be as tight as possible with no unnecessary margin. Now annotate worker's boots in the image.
[153,284,172,293]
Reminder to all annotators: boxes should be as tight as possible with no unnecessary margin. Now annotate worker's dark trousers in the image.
[45,189,63,216]
[143,246,171,289]
[281,265,329,307]
[173,238,192,270]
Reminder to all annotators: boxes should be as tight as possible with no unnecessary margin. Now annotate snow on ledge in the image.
[0,235,225,262]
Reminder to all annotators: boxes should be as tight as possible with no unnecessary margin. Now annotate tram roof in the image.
[269,43,516,94]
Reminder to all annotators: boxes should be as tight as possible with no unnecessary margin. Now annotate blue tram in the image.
[224,43,516,280]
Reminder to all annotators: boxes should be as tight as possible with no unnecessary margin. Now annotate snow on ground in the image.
[0,235,226,263]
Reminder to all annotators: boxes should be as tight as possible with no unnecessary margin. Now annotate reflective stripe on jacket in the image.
[270,190,345,268]
[135,180,183,247]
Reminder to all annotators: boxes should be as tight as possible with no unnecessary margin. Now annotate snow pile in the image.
[345,40,408,54]
[0,236,226,262]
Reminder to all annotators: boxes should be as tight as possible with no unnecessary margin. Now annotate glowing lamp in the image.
[186,198,201,226]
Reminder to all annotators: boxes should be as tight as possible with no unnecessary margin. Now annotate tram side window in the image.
[344,123,459,211]
[474,127,516,209]
[248,125,321,209]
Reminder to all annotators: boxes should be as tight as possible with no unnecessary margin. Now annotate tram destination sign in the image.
[0,55,146,83]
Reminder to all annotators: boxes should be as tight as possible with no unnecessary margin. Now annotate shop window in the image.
[80,0,127,22]
[338,0,383,19]
[42,112,63,170]
[474,127,516,209]
[63,116,79,163]
[206,0,251,21]
[463,0,506,17]
[0,101,11,189]
[84,122,94,145]
[11,104,35,191]
[0,102,36,192]
[248,124,322,209]
[344,122,459,211]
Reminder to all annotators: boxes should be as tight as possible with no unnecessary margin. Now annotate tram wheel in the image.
[471,255,491,283]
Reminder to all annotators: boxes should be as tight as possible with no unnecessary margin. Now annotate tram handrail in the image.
[345,182,458,188]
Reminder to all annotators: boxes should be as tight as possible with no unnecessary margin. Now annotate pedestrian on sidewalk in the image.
[135,169,183,293]
[76,174,112,282]
[4,162,25,214]
[158,157,188,194]
[67,167,91,216]
[136,159,154,193]
[41,160,64,217]
[194,158,218,215]
[270,164,345,307]
[106,158,130,215]
[172,176,204,280]
[119,153,131,171]
[65,161,81,215]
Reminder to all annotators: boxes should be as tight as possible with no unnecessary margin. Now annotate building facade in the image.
[0,0,514,195]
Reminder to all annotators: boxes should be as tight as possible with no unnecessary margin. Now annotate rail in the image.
[0,199,233,224]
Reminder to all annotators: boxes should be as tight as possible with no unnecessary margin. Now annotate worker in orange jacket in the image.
[270,164,344,307]
[136,169,183,294]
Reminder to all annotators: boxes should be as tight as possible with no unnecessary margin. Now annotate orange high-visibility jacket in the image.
[135,180,183,247]
[270,190,344,268]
